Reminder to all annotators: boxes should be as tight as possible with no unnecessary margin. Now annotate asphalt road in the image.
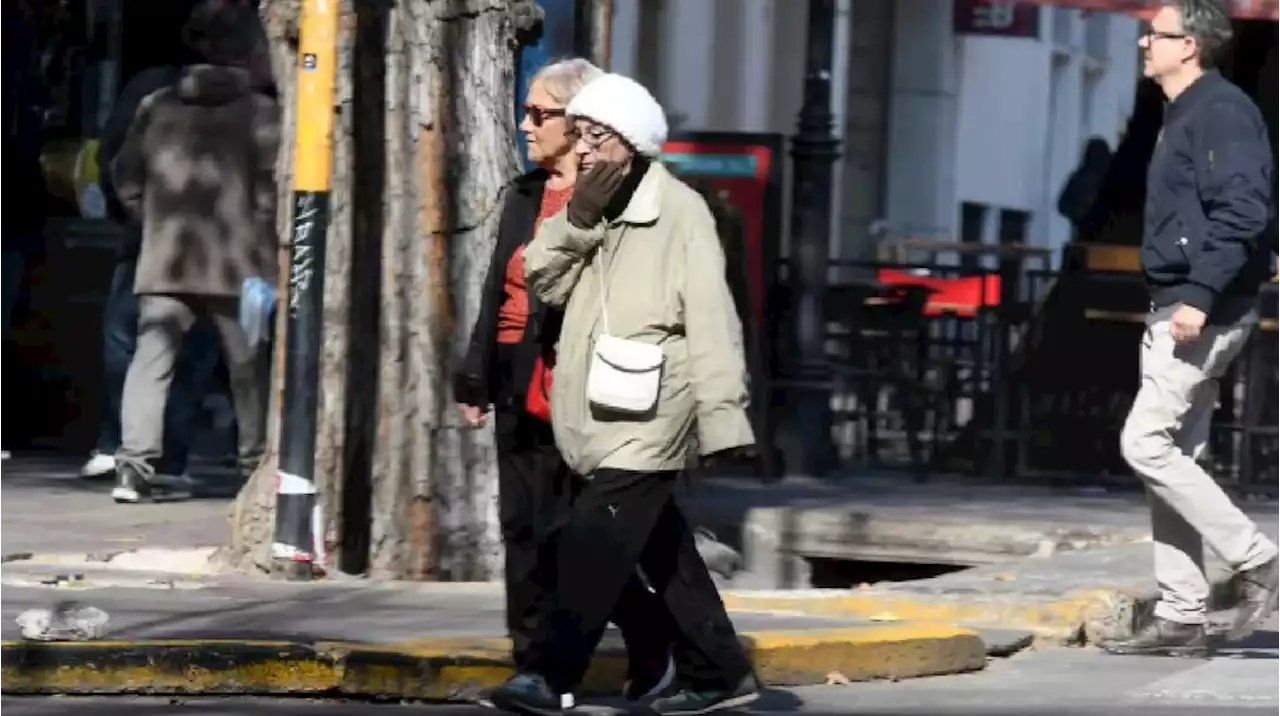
[6,624,1277,716]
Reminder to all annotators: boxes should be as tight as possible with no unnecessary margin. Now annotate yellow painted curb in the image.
[0,623,985,697]
[743,624,985,685]
[721,588,1138,644]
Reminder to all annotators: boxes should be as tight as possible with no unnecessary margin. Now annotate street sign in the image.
[953,0,1040,38]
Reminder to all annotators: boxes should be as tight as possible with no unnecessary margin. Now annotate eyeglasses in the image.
[567,125,614,149]
[524,105,566,127]
[1141,25,1188,41]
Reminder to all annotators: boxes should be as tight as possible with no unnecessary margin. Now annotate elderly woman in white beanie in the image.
[488,73,759,716]
[454,58,677,704]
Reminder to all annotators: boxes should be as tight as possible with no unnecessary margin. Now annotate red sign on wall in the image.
[1010,0,1275,21]
[660,134,783,332]
[660,133,785,477]
[953,0,1040,38]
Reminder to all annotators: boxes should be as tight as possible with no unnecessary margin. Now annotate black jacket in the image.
[454,169,562,411]
[1142,71,1274,321]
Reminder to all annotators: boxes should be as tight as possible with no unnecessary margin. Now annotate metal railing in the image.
[765,258,1279,497]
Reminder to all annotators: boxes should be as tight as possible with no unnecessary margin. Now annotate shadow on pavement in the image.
[745,688,808,712]
[1214,628,1278,658]
[0,454,244,500]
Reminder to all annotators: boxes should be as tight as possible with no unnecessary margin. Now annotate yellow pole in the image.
[273,0,340,581]
[292,0,338,191]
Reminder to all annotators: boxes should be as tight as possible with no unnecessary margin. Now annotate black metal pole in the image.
[271,0,338,581]
[272,192,328,580]
[781,0,840,477]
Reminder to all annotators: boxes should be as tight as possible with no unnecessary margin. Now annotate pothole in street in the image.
[806,557,972,589]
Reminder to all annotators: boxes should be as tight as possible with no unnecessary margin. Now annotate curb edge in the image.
[0,624,987,698]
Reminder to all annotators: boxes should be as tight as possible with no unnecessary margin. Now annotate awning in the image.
[1014,0,1277,21]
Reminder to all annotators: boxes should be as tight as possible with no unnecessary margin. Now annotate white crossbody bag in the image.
[586,248,665,415]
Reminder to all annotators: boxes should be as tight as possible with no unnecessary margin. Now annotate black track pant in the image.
[495,409,672,670]
[525,468,752,694]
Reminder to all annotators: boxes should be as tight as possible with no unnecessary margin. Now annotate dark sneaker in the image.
[623,652,675,701]
[111,465,191,504]
[1100,617,1207,658]
[487,673,572,716]
[151,472,194,501]
[649,673,760,715]
[1227,557,1279,642]
[111,464,151,503]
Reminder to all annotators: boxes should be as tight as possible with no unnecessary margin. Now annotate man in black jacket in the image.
[1104,0,1277,658]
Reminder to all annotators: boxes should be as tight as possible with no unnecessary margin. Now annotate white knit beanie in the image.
[565,73,668,157]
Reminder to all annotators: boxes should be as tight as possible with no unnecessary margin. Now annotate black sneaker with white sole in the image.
[648,673,760,715]
[111,464,191,503]
[487,672,573,716]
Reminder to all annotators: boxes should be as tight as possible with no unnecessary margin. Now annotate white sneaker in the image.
[1,450,10,460]
[80,452,117,478]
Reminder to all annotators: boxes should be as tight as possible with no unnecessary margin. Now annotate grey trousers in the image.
[1119,305,1278,625]
[118,294,267,477]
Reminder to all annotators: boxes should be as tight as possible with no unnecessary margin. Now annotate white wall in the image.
[609,1,1142,262]
[949,7,1140,259]
[884,0,961,245]
[954,38,1050,213]
[837,0,894,260]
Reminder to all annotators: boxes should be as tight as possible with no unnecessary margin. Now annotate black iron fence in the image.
[767,258,1279,497]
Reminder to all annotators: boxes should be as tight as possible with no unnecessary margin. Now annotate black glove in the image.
[567,161,627,229]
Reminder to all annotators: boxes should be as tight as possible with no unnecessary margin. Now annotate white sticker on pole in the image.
[278,471,316,495]
[312,501,327,567]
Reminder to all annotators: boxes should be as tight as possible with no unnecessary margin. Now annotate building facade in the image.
[608,0,1142,264]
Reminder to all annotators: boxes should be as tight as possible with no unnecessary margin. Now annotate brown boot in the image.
[1100,617,1207,658]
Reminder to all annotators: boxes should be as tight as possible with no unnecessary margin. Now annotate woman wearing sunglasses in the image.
[453,58,674,706]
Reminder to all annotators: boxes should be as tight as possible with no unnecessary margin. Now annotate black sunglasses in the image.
[524,105,566,127]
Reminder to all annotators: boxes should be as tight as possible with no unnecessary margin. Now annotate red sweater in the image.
[497,184,573,343]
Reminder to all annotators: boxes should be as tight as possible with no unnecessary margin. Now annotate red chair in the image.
[877,268,1001,318]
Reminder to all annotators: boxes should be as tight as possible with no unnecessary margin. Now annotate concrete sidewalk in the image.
[721,543,1237,647]
[1,454,236,558]
[3,455,1275,694]
[681,474,1278,588]
[0,569,988,700]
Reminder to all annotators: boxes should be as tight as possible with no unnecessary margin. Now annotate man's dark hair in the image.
[1165,0,1234,68]
[183,0,262,68]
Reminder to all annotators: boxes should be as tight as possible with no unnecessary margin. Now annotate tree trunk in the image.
[222,0,539,580]
[367,0,537,581]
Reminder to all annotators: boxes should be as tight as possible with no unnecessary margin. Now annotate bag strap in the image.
[596,226,628,336]
[596,250,611,336]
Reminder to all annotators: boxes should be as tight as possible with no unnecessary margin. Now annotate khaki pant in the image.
[1120,304,1277,625]
[118,294,267,477]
